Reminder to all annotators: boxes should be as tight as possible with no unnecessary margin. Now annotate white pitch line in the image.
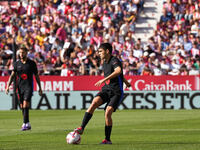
[131,129,200,131]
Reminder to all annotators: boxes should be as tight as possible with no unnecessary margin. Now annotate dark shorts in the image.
[18,88,33,104]
[95,89,123,111]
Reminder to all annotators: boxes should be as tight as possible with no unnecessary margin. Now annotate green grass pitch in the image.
[1,110,200,150]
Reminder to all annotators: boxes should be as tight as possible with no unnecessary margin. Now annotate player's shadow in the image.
[113,141,200,145]
[81,141,200,145]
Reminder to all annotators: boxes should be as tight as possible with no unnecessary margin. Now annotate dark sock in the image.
[22,108,24,117]
[23,108,29,123]
[81,112,93,130]
[105,125,112,141]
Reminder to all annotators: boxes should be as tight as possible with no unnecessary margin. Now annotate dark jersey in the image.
[13,58,38,91]
[102,56,124,94]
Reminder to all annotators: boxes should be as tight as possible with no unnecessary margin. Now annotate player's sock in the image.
[24,108,29,123]
[81,112,93,130]
[105,125,112,141]
[22,108,24,117]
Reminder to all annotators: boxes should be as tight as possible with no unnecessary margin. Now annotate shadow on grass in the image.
[80,141,200,145]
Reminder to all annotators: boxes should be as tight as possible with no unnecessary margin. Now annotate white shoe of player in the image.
[22,123,26,128]
[26,122,31,130]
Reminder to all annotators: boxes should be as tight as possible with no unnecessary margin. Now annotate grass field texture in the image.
[1,110,200,150]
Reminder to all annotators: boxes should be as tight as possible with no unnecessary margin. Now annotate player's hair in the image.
[99,43,112,54]
[19,47,28,52]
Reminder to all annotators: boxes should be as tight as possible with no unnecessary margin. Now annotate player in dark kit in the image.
[5,47,43,131]
[74,43,131,144]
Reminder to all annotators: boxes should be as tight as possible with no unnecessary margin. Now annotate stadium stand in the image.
[0,0,199,76]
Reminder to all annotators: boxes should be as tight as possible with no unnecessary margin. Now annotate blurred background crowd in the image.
[0,0,199,76]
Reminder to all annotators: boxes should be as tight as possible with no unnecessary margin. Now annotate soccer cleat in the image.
[26,123,31,130]
[100,139,112,144]
[74,127,84,135]
[21,123,31,131]
[21,123,27,131]
[21,126,29,131]
[21,123,26,128]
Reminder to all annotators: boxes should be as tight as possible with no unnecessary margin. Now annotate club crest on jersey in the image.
[105,80,110,85]
[21,74,27,80]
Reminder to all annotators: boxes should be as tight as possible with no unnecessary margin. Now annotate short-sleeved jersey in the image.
[13,58,38,91]
[102,56,124,94]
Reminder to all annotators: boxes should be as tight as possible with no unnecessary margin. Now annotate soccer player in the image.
[5,47,43,131]
[74,43,131,144]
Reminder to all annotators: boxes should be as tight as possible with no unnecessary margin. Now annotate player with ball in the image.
[72,43,131,144]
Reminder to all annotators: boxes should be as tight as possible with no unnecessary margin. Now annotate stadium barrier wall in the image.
[0,76,200,110]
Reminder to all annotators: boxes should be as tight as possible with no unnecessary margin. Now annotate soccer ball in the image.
[66,131,81,144]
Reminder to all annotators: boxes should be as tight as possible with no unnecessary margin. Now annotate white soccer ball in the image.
[66,131,81,144]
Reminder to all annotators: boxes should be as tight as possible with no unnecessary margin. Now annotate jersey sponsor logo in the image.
[17,66,22,69]
[21,74,27,80]
[112,61,118,65]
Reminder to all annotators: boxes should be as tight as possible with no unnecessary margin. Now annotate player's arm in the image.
[35,73,43,96]
[5,71,16,94]
[95,66,121,87]
[123,77,131,88]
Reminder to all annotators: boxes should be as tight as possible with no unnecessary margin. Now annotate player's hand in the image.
[95,79,105,87]
[5,88,9,95]
[38,89,43,96]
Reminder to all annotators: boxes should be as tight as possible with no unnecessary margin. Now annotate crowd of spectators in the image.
[0,0,144,76]
[0,0,199,76]
[142,0,200,76]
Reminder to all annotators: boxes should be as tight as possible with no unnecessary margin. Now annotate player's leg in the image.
[18,92,26,130]
[21,90,32,131]
[105,106,114,139]
[23,101,30,124]
[87,96,103,114]
[101,94,122,144]
[100,106,114,144]
[20,103,26,129]
[75,96,104,134]
[20,104,24,115]
[21,100,31,131]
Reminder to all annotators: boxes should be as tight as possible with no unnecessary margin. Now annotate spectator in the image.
[0,0,199,76]
[189,64,199,75]
[141,63,153,75]
[56,23,67,44]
